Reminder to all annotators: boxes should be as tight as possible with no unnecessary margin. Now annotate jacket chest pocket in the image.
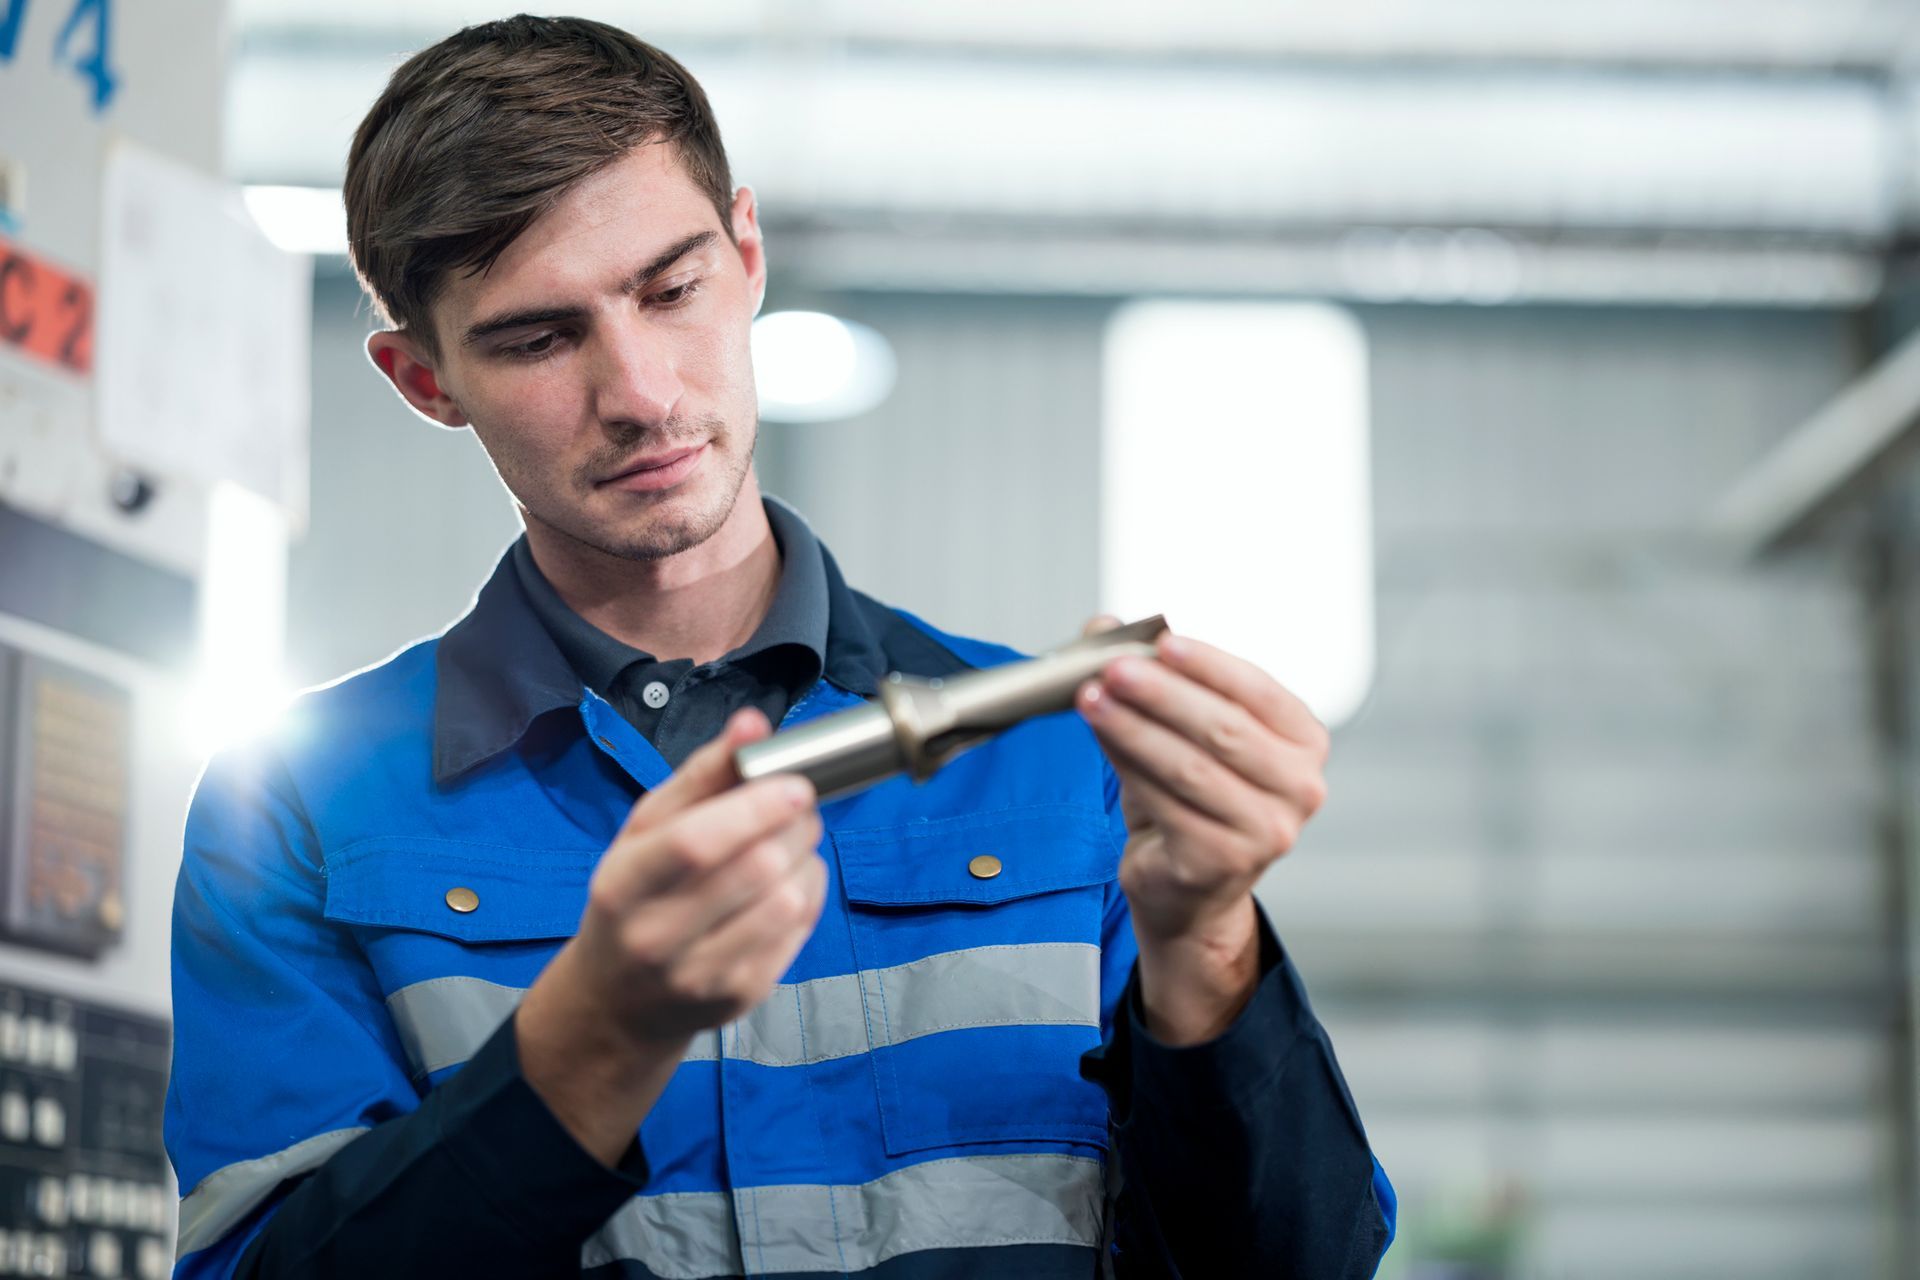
[831,804,1118,1157]
[322,839,595,1082]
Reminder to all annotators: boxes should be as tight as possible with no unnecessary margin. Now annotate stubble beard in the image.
[564,413,756,563]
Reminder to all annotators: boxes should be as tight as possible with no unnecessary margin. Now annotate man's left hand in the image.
[1075,619,1331,1045]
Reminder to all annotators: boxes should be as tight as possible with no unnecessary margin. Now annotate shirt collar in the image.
[433,495,954,785]
[506,495,832,699]
[432,544,583,785]
[508,537,641,697]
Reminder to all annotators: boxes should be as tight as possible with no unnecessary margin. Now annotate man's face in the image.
[400,143,766,562]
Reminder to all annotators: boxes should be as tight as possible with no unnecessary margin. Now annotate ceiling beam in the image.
[1709,329,1920,555]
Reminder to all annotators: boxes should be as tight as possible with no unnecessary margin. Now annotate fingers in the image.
[1080,681,1273,834]
[596,770,816,909]
[672,853,828,1000]
[1096,656,1326,814]
[1097,656,1281,791]
[1100,757,1242,875]
[658,810,823,942]
[622,708,771,833]
[1155,633,1329,756]
[568,712,831,1050]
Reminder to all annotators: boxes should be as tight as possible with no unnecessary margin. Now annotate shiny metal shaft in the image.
[734,615,1167,802]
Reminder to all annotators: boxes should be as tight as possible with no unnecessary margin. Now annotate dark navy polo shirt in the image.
[509,495,830,765]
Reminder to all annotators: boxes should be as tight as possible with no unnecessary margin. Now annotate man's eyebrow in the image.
[620,230,718,295]
[461,230,721,348]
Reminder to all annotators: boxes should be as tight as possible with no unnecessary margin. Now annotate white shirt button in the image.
[641,681,670,710]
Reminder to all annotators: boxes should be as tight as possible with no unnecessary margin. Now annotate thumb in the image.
[622,707,771,830]
[1081,614,1122,639]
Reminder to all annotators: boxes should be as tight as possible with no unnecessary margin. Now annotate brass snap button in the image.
[967,855,1002,880]
[444,886,480,914]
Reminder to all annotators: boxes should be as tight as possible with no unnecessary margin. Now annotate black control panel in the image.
[0,983,170,1278]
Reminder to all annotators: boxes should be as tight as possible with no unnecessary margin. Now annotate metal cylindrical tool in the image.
[734,615,1168,802]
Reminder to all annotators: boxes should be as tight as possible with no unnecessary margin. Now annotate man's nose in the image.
[589,319,683,427]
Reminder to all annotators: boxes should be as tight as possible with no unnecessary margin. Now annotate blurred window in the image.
[1101,300,1374,727]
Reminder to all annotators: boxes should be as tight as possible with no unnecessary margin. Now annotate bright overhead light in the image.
[1101,300,1375,728]
[752,310,897,422]
[187,482,293,758]
[243,185,346,256]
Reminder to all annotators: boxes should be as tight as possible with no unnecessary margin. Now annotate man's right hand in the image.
[515,708,827,1165]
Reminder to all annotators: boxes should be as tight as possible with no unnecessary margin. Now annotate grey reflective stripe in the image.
[582,1152,1103,1279]
[175,1127,369,1258]
[387,943,1099,1080]
[697,942,1100,1067]
[853,943,1098,1053]
[388,975,522,1078]
[583,1183,744,1277]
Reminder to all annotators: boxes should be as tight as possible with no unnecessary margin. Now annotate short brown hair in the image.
[344,15,735,355]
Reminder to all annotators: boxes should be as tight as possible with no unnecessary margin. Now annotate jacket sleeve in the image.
[1078,762,1397,1279]
[166,745,646,1279]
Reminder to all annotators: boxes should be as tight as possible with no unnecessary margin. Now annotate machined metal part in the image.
[734,614,1167,802]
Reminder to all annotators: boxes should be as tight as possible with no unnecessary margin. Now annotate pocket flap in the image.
[833,804,1116,907]
[322,838,594,942]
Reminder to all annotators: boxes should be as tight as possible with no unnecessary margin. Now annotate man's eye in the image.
[504,332,562,359]
[652,281,701,307]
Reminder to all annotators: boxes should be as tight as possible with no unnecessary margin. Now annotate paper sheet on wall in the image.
[95,141,310,528]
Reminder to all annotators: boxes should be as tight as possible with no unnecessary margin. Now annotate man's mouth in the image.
[597,443,709,492]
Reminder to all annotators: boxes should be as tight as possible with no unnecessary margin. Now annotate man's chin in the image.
[613,522,716,562]
[587,488,739,562]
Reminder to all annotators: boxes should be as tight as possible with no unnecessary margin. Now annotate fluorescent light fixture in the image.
[187,482,292,757]
[1101,300,1374,728]
[752,310,897,422]
[242,184,346,256]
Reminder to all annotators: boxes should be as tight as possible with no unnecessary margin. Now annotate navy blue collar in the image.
[432,498,968,785]
[509,495,831,700]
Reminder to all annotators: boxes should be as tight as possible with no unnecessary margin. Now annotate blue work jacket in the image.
[165,536,1396,1278]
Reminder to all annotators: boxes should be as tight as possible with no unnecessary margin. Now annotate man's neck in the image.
[521,478,780,666]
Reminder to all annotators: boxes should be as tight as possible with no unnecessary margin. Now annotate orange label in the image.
[0,234,93,376]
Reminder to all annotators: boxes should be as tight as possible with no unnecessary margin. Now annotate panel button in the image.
[444,887,479,914]
[33,1177,64,1226]
[48,1024,76,1073]
[967,855,1002,880]
[88,1230,120,1279]
[31,1097,63,1147]
[1,1091,29,1141]
[22,1018,49,1067]
[66,1175,92,1223]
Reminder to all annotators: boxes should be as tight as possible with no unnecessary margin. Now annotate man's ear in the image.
[729,185,768,318]
[366,329,469,428]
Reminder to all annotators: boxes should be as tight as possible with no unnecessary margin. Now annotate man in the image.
[166,15,1394,1279]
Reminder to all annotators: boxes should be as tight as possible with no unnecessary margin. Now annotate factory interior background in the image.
[5,1,1920,1276]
